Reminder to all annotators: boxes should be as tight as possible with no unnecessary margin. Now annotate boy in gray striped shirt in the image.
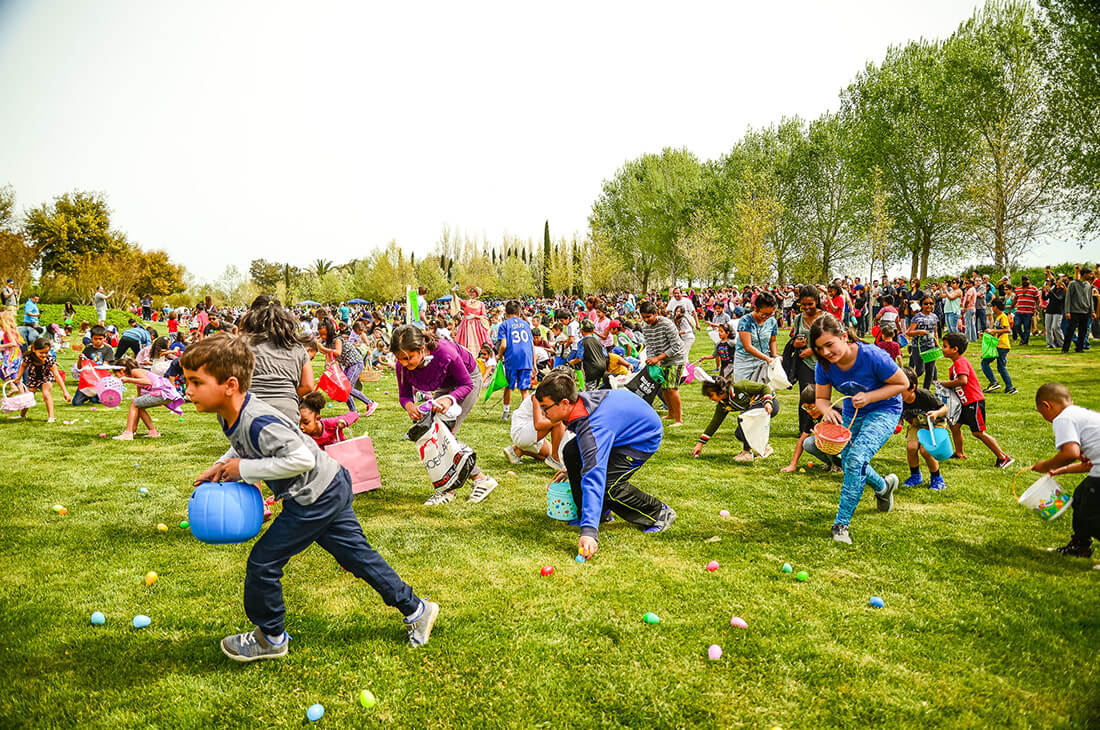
[640,300,687,426]
[181,334,438,662]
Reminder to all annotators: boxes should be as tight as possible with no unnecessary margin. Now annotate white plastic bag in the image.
[739,408,771,455]
[767,358,791,390]
[407,413,476,493]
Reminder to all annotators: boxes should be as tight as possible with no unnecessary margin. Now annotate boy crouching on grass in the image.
[1032,382,1100,562]
[180,334,438,661]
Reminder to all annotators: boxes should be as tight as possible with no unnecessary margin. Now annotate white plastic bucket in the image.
[1016,474,1073,521]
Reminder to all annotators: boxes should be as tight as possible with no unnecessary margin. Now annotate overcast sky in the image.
[0,0,1089,282]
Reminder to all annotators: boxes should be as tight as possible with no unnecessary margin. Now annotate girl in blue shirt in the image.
[811,314,907,544]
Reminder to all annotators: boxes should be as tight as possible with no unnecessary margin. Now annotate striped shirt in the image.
[642,316,686,366]
[1013,285,1039,315]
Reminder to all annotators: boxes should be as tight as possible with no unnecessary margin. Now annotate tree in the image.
[580,226,624,293]
[542,221,552,297]
[23,191,126,276]
[1037,0,1100,234]
[676,210,722,288]
[415,257,450,300]
[0,187,34,291]
[866,167,895,282]
[249,259,284,293]
[844,38,977,279]
[590,147,704,292]
[951,0,1060,272]
[497,255,536,297]
[731,169,781,285]
[547,238,576,295]
[311,259,334,278]
[353,242,416,302]
[134,249,186,297]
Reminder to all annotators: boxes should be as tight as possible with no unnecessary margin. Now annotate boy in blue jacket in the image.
[535,370,676,559]
[181,334,438,661]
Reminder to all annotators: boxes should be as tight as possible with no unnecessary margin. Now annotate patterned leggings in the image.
[835,407,897,526]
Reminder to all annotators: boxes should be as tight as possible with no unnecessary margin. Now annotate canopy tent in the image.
[295,300,321,307]
[435,295,453,302]
[348,298,370,305]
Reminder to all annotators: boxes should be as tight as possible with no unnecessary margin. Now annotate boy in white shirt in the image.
[1032,382,1100,561]
[502,393,571,472]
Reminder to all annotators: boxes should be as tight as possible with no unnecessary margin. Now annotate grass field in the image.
[1,322,1098,728]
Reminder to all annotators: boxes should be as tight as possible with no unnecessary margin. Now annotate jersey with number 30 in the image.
[497,317,534,371]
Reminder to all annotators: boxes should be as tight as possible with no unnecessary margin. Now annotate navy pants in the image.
[562,438,663,529]
[244,468,420,635]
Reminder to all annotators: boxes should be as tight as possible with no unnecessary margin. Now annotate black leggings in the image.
[1071,476,1100,548]
[114,336,142,361]
[562,438,664,529]
[795,359,816,435]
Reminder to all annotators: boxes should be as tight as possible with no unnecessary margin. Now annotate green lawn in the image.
[1,331,1098,728]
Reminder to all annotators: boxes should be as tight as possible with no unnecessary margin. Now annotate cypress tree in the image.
[542,221,551,297]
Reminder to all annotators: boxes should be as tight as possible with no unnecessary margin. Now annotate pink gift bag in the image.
[325,431,382,494]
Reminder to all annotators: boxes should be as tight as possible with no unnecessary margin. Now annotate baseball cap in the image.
[609,319,621,329]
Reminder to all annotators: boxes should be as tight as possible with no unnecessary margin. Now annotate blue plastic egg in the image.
[870,596,885,608]
[306,703,324,722]
[132,614,151,629]
[90,611,105,625]
[187,481,264,545]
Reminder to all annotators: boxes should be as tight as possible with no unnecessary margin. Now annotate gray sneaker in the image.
[876,474,898,513]
[405,600,439,648]
[643,504,677,533]
[221,627,289,662]
[831,523,852,544]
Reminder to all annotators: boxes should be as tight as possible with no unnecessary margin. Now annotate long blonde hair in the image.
[0,310,21,344]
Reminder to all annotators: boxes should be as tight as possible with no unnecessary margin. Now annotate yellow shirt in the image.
[607,353,630,376]
[994,312,1011,349]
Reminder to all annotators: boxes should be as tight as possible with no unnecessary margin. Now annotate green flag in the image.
[482,362,509,403]
[406,287,419,325]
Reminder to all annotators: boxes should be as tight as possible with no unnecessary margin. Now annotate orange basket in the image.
[812,398,859,455]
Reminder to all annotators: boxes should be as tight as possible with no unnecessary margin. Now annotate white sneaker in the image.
[467,475,498,503]
[424,489,456,506]
[503,445,522,465]
[545,455,565,472]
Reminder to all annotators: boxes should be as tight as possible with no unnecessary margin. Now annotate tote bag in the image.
[981,333,999,360]
[318,356,353,402]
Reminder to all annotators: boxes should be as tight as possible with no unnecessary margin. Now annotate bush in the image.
[35,304,137,332]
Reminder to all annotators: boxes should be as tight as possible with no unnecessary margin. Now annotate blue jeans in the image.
[964,310,978,341]
[1013,313,1033,345]
[835,408,896,526]
[944,311,959,337]
[244,468,421,635]
[803,436,840,468]
[981,348,1013,390]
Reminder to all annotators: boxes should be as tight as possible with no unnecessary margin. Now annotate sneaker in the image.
[221,627,289,662]
[502,445,522,465]
[643,504,677,533]
[904,473,924,488]
[467,475,498,503]
[500,409,510,421]
[1005,387,1019,395]
[362,401,378,417]
[544,455,565,472]
[928,474,946,491]
[424,489,457,506]
[875,474,898,513]
[46,417,56,423]
[996,456,1015,469]
[405,600,439,648]
[1051,541,1093,558]
[733,451,754,463]
[984,383,1001,392]
[831,523,852,544]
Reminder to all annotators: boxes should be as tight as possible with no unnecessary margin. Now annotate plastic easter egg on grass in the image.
[730,616,748,629]
[506,471,517,477]
[52,504,64,513]
[540,565,554,577]
[719,509,730,517]
[359,690,377,708]
[781,563,793,573]
[156,523,168,532]
[575,554,586,563]
[807,462,814,468]
[796,571,809,582]
[90,611,105,625]
[144,571,157,586]
[643,612,660,624]
[132,614,151,629]
[798,468,806,473]
[188,481,264,545]
[139,487,149,496]
[179,520,189,529]
[98,433,106,438]
[870,596,885,608]
[706,560,719,572]
[306,704,325,722]
[707,644,722,660]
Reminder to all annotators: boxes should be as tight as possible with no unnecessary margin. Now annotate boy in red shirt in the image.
[938,332,1014,468]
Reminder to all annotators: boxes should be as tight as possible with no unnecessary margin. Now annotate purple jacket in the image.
[396,339,477,408]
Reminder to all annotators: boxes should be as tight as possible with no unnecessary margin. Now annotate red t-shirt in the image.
[949,356,984,404]
[167,319,178,334]
[824,296,845,318]
[1013,285,1039,315]
[874,340,901,362]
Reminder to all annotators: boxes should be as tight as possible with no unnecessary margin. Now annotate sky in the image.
[0,0,1090,283]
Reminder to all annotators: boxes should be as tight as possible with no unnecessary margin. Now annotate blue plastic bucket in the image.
[917,427,954,461]
[546,480,578,521]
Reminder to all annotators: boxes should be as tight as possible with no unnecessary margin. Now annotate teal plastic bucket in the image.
[917,427,954,461]
[546,480,578,521]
